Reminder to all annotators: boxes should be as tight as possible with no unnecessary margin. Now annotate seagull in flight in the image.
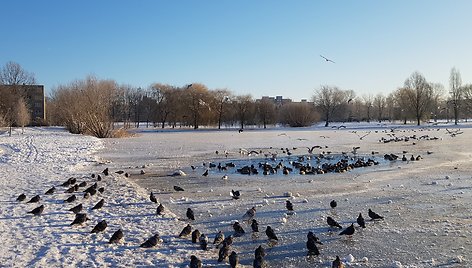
[320,55,335,63]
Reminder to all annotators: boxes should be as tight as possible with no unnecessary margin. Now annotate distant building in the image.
[258,95,292,106]
[0,84,46,125]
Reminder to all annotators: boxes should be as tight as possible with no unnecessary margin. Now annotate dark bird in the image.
[332,255,345,268]
[97,187,104,194]
[156,203,165,215]
[218,243,230,262]
[357,213,366,228]
[92,199,105,210]
[187,208,195,221]
[286,200,294,211]
[327,216,342,229]
[213,231,225,246]
[102,168,109,176]
[230,190,241,200]
[83,183,98,193]
[307,231,323,245]
[27,195,40,203]
[16,193,26,202]
[28,205,44,216]
[140,233,161,248]
[192,229,201,243]
[339,223,355,236]
[233,221,245,236]
[202,169,209,177]
[45,186,55,195]
[179,224,192,238]
[242,206,256,223]
[91,220,108,233]
[306,236,320,255]
[251,219,259,232]
[149,192,158,203]
[190,255,202,268]
[115,170,124,174]
[68,203,83,214]
[109,229,124,244]
[330,200,337,209]
[78,181,87,188]
[222,235,233,247]
[83,192,90,199]
[368,209,384,220]
[173,185,184,192]
[253,256,266,268]
[70,213,89,226]
[65,185,77,193]
[191,165,196,170]
[265,226,278,241]
[87,188,97,196]
[229,251,239,268]
[255,245,266,259]
[64,195,77,203]
[320,54,335,63]
[97,174,102,181]
[199,233,208,250]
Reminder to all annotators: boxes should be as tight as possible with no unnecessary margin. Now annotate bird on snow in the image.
[229,251,239,268]
[102,168,109,176]
[16,193,26,202]
[149,192,157,203]
[173,185,184,192]
[213,231,225,247]
[330,200,337,209]
[187,208,195,221]
[140,233,161,248]
[222,235,234,247]
[332,255,345,268]
[306,235,320,255]
[255,245,266,259]
[307,231,323,245]
[230,190,240,200]
[65,185,78,193]
[327,216,342,229]
[222,174,228,180]
[233,221,245,236]
[253,256,266,268]
[286,200,294,211]
[189,255,202,268]
[78,181,87,188]
[339,223,355,236]
[28,204,44,216]
[242,206,256,223]
[156,203,165,215]
[179,224,192,238]
[92,199,105,210]
[199,233,208,250]
[192,229,201,243]
[27,195,40,203]
[97,187,105,194]
[218,243,230,262]
[68,203,83,214]
[45,186,55,195]
[251,219,259,232]
[357,213,366,228]
[202,169,209,177]
[70,213,89,226]
[109,229,124,244]
[265,226,278,241]
[91,220,108,233]
[64,195,77,203]
[368,209,384,220]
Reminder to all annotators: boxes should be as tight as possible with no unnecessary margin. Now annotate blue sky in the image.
[1,1,472,101]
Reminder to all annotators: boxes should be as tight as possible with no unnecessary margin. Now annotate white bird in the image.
[222,175,228,180]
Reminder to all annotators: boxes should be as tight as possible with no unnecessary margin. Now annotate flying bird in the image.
[339,223,355,236]
[357,213,366,228]
[320,54,335,63]
[368,209,384,220]
[91,220,108,233]
[28,205,44,216]
[202,169,209,177]
[109,229,124,244]
[327,216,342,229]
[92,199,105,210]
[140,233,161,248]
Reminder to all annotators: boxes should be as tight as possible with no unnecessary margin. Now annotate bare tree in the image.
[403,71,433,126]
[183,83,211,129]
[362,94,374,122]
[212,89,232,129]
[233,95,254,130]
[256,98,276,129]
[15,97,31,134]
[279,102,319,127]
[373,93,387,122]
[449,67,462,125]
[312,85,350,127]
[0,61,36,85]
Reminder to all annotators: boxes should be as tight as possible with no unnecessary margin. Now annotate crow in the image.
[306,236,320,255]
[286,200,294,211]
[253,256,266,268]
[327,216,342,229]
[156,203,165,215]
[68,203,83,214]
[27,195,40,203]
[199,233,208,250]
[307,231,323,245]
[330,200,337,209]
[97,187,104,194]
[45,186,55,195]
[255,245,266,259]
[70,213,89,226]
[28,205,44,216]
[16,193,26,202]
[186,208,195,221]
[173,185,184,192]
[357,213,366,228]
[233,221,245,236]
[149,192,158,203]
[265,226,278,241]
[251,219,259,232]
[339,223,355,236]
[140,233,161,248]
[202,169,209,177]
[102,168,109,176]
[190,255,202,268]
[179,224,192,238]
[192,229,201,243]
[92,199,105,210]
[368,209,384,220]
[78,181,87,188]
[91,220,108,233]
[229,251,239,268]
[109,229,124,244]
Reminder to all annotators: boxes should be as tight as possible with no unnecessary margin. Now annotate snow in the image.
[1,122,472,267]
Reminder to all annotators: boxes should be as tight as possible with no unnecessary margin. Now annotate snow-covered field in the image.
[1,123,471,267]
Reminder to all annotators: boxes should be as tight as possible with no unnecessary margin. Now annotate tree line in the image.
[2,61,472,138]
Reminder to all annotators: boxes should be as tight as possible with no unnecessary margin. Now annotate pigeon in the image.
[156,203,165,215]
[28,205,44,216]
[202,169,209,177]
[115,170,124,175]
[327,216,342,229]
[173,185,184,192]
[64,195,77,203]
[213,231,225,246]
[253,256,266,268]
[199,233,208,250]
[242,206,256,223]
[27,195,40,203]
[330,200,337,209]
[70,213,89,226]
[192,229,201,243]
[307,231,323,245]
[229,251,239,268]
[78,181,87,188]
[97,174,102,181]
[286,200,294,211]
[87,188,97,196]
[187,208,195,221]
[45,186,56,195]
[368,209,384,220]
[218,243,230,262]
[339,223,355,236]
[190,255,202,268]
[191,165,196,171]
[222,235,233,247]
[65,185,77,193]
[83,183,98,193]
[179,224,192,238]
[265,226,278,241]
[233,221,245,236]
[68,203,83,214]
[91,220,108,233]
[102,168,109,176]
[306,236,320,255]
[140,233,161,248]
[83,192,90,199]
[97,187,105,194]
[230,190,240,200]
[92,199,105,210]
[357,213,366,228]
[332,255,345,268]
[255,245,266,259]
[109,229,124,244]
[149,192,158,203]
[251,219,259,232]
[16,193,26,202]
